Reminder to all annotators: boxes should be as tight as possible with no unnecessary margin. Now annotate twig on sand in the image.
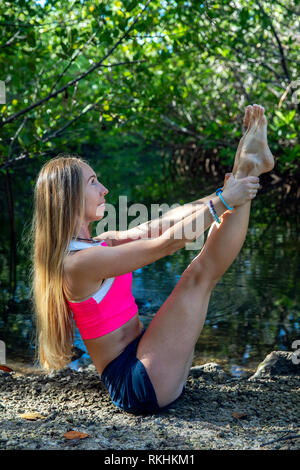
[260,433,300,448]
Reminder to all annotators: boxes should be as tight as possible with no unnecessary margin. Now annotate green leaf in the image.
[27,31,36,47]
[126,0,138,11]
[57,53,69,60]
[61,42,69,54]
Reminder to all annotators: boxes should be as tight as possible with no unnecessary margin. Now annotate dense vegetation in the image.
[0,1,299,364]
[1,0,299,176]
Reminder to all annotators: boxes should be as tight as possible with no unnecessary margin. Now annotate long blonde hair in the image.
[26,154,89,371]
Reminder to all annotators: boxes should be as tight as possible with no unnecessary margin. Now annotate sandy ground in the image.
[0,351,299,451]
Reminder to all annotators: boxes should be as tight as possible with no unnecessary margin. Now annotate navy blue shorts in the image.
[101,329,184,415]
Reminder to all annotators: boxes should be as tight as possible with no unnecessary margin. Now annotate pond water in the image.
[1,181,299,377]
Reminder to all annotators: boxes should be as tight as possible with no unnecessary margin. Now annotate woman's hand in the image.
[221,173,260,207]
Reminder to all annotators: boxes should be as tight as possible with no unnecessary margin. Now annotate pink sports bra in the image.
[66,239,139,340]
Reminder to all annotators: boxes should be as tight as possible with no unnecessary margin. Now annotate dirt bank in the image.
[0,351,299,451]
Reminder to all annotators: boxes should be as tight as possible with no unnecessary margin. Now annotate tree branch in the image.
[0,149,53,170]
[48,30,99,96]
[260,434,300,448]
[0,0,152,129]
[256,0,291,81]
[41,102,98,143]
[0,30,22,49]
[7,117,29,159]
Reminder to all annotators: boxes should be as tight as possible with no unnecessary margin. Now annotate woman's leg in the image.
[136,105,274,408]
[136,201,251,407]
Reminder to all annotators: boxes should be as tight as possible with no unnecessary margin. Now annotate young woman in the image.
[29,104,274,415]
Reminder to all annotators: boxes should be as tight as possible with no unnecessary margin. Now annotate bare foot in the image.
[235,104,275,178]
[232,105,253,176]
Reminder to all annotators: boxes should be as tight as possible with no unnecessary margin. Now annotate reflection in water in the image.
[1,190,299,377]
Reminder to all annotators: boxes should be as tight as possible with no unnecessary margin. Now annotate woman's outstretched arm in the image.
[95,191,217,246]
[95,174,259,247]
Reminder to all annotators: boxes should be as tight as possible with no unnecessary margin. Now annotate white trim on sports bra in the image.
[67,238,115,304]
[68,238,104,252]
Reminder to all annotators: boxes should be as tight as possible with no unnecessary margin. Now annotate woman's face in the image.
[80,162,108,222]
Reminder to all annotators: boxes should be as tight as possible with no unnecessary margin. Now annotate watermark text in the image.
[95,196,205,251]
[0,340,6,364]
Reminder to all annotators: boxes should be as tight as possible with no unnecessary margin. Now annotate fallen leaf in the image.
[64,430,89,440]
[0,365,13,372]
[19,412,46,421]
[232,411,248,420]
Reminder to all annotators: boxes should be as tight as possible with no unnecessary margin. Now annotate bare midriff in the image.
[84,314,143,375]
[63,251,144,375]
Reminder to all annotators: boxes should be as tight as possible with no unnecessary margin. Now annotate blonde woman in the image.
[29,104,274,415]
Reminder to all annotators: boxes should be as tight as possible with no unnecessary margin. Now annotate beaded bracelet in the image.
[206,200,220,224]
[216,187,234,211]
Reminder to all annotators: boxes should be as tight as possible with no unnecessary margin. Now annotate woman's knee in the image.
[156,380,186,409]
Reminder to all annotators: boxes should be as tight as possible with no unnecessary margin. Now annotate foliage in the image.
[0,0,299,175]
[0,0,299,309]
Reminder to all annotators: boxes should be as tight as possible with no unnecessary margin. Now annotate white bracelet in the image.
[205,201,220,225]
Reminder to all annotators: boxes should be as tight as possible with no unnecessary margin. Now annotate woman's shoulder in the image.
[63,251,104,302]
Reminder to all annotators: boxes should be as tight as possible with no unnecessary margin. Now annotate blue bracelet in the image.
[216,188,234,211]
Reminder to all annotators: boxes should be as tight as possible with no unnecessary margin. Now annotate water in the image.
[129,211,300,376]
[1,189,299,377]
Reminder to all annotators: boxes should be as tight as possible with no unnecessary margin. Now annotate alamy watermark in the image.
[95,196,205,251]
[291,340,300,365]
[0,81,6,104]
[279,79,300,108]
[0,340,6,365]
[291,79,300,105]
